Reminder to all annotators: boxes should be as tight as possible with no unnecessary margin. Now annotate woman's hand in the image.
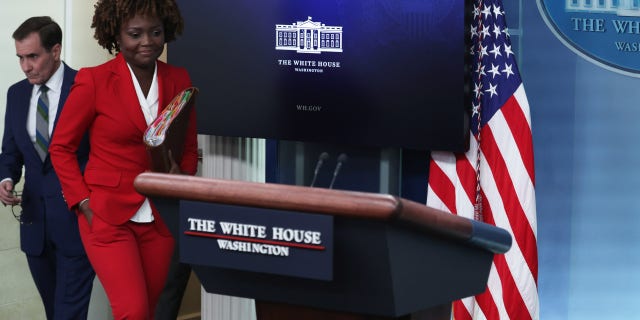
[79,199,94,225]
[168,150,182,174]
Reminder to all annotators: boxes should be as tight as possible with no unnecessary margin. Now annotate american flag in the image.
[426,1,539,319]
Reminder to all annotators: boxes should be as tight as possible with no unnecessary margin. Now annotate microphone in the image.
[328,153,348,189]
[310,152,329,187]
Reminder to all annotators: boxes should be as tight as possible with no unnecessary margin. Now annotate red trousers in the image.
[79,213,174,319]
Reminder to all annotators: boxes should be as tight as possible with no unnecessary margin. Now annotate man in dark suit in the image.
[0,16,94,320]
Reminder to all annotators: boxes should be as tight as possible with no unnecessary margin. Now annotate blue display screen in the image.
[172,0,468,151]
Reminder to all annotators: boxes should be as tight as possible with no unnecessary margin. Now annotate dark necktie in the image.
[36,85,49,161]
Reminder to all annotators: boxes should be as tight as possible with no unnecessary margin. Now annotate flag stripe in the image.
[482,121,538,277]
[478,154,538,318]
[480,127,537,267]
[485,98,538,238]
[496,255,531,320]
[501,89,535,185]
[473,199,503,320]
[454,300,473,320]
[482,203,531,320]
[476,280,499,319]
[427,155,457,213]
[455,152,481,219]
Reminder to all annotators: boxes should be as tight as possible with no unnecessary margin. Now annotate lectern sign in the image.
[179,201,334,281]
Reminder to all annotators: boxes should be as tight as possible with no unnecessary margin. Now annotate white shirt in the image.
[127,62,159,223]
[28,62,64,142]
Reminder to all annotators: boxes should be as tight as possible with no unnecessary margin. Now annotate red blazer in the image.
[50,53,198,228]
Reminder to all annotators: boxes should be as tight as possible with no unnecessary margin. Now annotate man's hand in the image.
[0,180,20,206]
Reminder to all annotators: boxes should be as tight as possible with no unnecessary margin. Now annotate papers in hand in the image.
[144,87,198,172]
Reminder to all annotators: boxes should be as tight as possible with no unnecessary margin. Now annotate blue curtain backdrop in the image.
[512,1,640,319]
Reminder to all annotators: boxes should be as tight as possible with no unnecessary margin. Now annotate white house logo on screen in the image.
[275,16,343,54]
[537,0,640,77]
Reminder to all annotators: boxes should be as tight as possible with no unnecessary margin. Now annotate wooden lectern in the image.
[134,173,511,320]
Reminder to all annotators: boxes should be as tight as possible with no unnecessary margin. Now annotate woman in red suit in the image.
[49,1,198,318]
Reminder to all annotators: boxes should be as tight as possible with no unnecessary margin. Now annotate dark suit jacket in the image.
[0,63,89,256]
[50,54,198,231]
